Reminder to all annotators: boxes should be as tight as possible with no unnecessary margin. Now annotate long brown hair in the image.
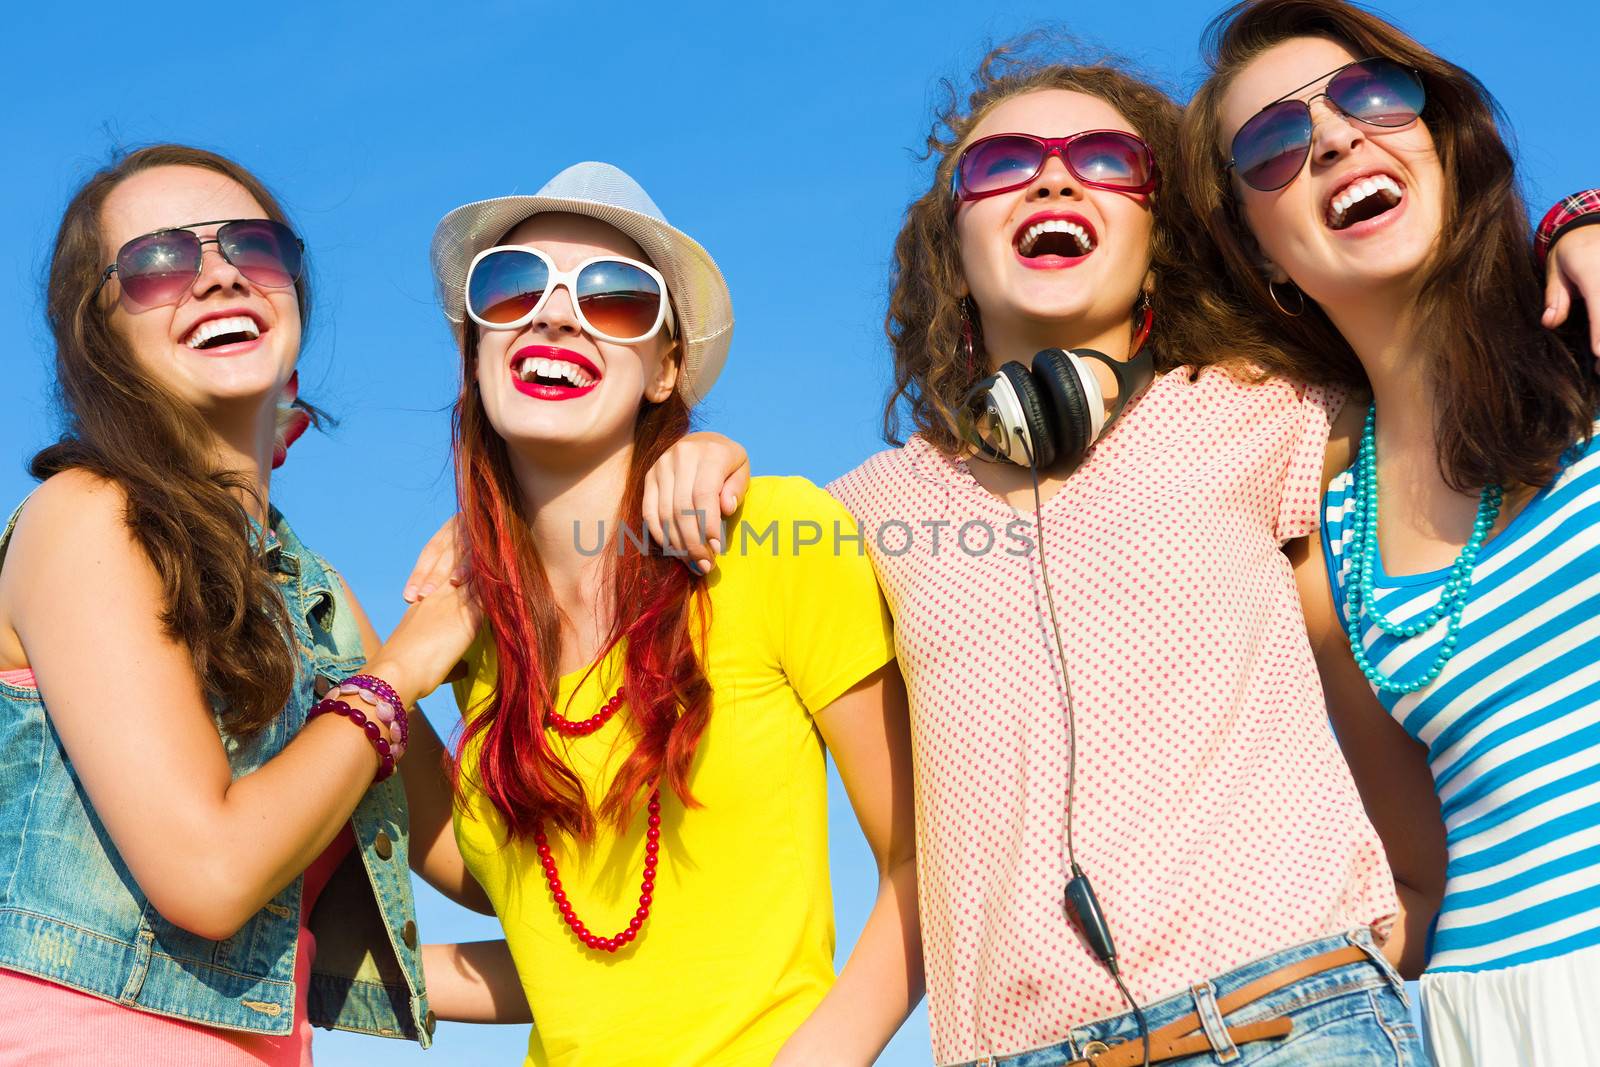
[883,32,1276,452]
[1179,0,1597,491]
[34,144,317,735]
[451,318,713,841]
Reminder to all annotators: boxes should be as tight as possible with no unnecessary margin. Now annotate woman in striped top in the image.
[1180,1,1600,1062]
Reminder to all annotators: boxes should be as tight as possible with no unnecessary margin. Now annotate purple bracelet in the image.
[308,698,396,782]
[335,674,410,758]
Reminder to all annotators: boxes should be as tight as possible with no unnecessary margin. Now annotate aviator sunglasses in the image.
[92,219,304,308]
[953,130,1160,202]
[1228,57,1426,192]
[465,246,676,344]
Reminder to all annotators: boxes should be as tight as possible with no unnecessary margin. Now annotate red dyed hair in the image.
[451,319,712,840]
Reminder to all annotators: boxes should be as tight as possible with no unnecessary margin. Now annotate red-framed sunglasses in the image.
[953,131,1160,202]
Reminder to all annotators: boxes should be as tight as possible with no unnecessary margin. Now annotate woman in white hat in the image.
[413,162,921,1067]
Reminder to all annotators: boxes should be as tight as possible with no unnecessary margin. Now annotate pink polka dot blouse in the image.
[828,368,1397,1065]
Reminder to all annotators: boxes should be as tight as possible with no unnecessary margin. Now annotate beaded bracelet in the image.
[334,674,410,759]
[307,698,396,782]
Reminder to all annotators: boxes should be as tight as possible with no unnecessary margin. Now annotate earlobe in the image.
[648,344,681,403]
[1239,224,1289,285]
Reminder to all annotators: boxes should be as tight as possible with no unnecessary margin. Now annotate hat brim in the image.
[430,195,733,407]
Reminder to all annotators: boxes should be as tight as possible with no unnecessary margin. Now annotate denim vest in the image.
[0,499,434,1045]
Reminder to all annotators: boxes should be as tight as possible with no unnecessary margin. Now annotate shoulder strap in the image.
[0,494,36,571]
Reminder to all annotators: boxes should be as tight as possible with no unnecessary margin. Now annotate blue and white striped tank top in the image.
[1323,429,1600,974]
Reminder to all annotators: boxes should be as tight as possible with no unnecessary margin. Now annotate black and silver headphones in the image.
[960,303,1155,468]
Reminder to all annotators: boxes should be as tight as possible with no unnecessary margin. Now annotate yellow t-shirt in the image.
[452,476,896,1067]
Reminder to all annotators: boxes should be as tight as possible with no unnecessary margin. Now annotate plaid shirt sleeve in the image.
[1536,188,1600,264]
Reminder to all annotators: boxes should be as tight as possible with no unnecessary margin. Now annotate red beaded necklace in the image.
[536,688,661,953]
[535,791,661,954]
[545,687,625,737]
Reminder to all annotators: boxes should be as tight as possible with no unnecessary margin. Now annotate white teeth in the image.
[515,357,594,387]
[1018,219,1095,257]
[1328,175,1403,228]
[183,314,260,348]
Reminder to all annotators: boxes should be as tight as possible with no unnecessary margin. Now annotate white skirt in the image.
[1420,941,1600,1066]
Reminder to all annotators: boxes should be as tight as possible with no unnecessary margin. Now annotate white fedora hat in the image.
[430,162,734,406]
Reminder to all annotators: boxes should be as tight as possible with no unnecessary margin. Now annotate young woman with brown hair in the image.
[0,145,484,1063]
[1181,1,1600,1061]
[823,44,1431,1067]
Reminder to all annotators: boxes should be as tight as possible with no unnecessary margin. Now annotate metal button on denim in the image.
[374,830,393,860]
[424,1009,437,1035]
[403,920,417,948]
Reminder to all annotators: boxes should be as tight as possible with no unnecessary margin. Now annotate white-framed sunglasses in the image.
[464,245,677,344]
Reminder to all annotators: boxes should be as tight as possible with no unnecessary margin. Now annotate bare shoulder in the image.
[0,471,144,665]
[9,470,132,556]
[2,470,148,597]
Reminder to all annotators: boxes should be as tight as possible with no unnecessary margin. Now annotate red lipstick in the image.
[508,345,601,401]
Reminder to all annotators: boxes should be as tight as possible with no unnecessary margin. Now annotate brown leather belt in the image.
[1061,945,1368,1066]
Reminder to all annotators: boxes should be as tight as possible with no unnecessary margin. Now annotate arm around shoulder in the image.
[335,575,494,915]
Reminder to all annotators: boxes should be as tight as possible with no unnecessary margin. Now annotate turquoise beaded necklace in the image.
[1342,404,1503,694]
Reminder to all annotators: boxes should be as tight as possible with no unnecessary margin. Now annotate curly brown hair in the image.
[1179,0,1597,491]
[33,144,318,735]
[883,32,1280,453]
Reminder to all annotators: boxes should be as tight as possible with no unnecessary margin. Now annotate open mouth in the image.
[513,355,596,389]
[182,313,262,351]
[1326,174,1404,231]
[509,346,600,400]
[1015,214,1097,260]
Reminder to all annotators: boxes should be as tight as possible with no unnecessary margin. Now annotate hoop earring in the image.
[1268,279,1305,317]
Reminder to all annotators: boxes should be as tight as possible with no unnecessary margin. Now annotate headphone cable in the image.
[1021,436,1151,1067]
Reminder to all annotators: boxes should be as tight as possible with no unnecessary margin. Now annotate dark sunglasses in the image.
[953,130,1160,202]
[92,219,304,309]
[1227,57,1426,193]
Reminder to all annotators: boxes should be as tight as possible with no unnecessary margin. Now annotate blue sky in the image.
[5,1,1593,1063]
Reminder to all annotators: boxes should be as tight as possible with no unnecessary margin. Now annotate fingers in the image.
[402,545,444,603]
[384,579,483,699]
[404,520,454,602]
[1544,260,1571,330]
[671,452,715,574]
[691,473,723,558]
[405,515,469,603]
[643,463,709,575]
[722,459,751,518]
[642,465,670,560]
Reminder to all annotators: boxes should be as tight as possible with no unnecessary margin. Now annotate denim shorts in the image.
[954,929,1423,1066]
